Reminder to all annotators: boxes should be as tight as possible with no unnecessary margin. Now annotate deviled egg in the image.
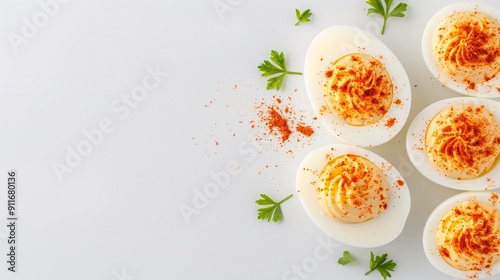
[406,97,500,190]
[424,192,500,279]
[296,144,411,248]
[422,2,500,96]
[425,104,500,180]
[304,25,411,147]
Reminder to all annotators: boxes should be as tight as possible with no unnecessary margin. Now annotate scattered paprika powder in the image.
[254,95,315,146]
[266,106,292,142]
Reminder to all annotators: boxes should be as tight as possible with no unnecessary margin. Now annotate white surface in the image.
[304,25,411,147]
[1,1,500,280]
[296,144,410,248]
[406,97,500,191]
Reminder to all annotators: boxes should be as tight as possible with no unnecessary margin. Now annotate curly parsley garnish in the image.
[366,0,408,34]
[365,251,397,280]
[257,50,302,91]
[338,251,359,265]
[295,9,312,26]
[256,193,293,222]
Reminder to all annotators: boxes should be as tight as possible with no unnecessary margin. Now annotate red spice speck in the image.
[394,99,402,105]
[396,179,404,187]
[267,107,292,143]
[439,246,450,258]
[296,125,314,137]
[385,117,396,128]
[490,193,499,206]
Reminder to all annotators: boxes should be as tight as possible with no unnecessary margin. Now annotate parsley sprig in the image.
[338,251,359,265]
[256,193,293,222]
[365,251,396,280]
[258,50,302,91]
[295,9,312,26]
[366,0,408,34]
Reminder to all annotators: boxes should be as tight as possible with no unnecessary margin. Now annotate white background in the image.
[0,0,498,279]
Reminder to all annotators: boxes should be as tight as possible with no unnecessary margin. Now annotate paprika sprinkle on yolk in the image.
[437,200,500,271]
[323,53,393,126]
[433,11,500,88]
[425,104,500,179]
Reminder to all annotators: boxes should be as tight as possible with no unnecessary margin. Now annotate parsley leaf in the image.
[338,251,359,265]
[365,251,397,280]
[256,193,293,222]
[366,0,407,34]
[295,8,312,26]
[257,50,302,91]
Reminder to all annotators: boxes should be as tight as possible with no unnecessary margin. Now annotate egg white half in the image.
[422,2,500,97]
[405,97,500,190]
[423,192,500,279]
[296,144,411,248]
[304,25,411,147]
